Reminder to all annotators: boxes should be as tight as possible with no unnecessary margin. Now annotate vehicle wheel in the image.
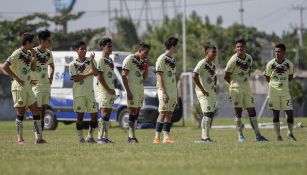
[44,109,58,130]
[118,108,129,129]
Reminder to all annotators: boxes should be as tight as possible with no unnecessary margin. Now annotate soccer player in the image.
[69,41,99,143]
[3,32,47,144]
[192,44,217,143]
[95,38,116,144]
[264,43,296,141]
[224,39,267,142]
[153,37,178,144]
[31,30,54,131]
[122,42,151,143]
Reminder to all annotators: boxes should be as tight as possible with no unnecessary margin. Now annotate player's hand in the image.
[202,90,209,96]
[30,80,37,86]
[16,77,24,86]
[30,49,37,60]
[89,52,95,61]
[143,59,148,71]
[108,89,116,95]
[163,92,169,103]
[127,91,133,101]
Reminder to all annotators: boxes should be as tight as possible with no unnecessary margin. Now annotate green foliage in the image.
[142,12,278,71]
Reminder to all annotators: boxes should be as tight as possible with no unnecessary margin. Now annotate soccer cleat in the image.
[256,135,268,142]
[287,134,297,141]
[277,136,283,141]
[18,139,26,145]
[238,135,246,142]
[162,138,175,144]
[128,137,139,143]
[35,139,47,144]
[85,137,97,144]
[153,138,161,143]
[97,138,114,144]
[195,138,213,144]
[79,138,86,144]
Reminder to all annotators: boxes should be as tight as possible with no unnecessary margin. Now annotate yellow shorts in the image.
[229,87,254,108]
[268,94,293,110]
[73,95,98,113]
[158,89,177,112]
[98,92,115,109]
[12,88,36,108]
[127,93,144,108]
[196,91,216,113]
[34,92,50,107]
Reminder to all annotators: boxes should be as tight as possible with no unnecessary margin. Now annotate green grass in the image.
[0,118,307,175]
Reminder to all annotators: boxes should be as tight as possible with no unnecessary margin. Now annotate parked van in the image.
[36,51,182,130]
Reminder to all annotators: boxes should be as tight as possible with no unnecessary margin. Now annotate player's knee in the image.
[249,113,256,118]
[273,116,280,123]
[287,117,294,124]
[76,123,83,130]
[128,114,137,122]
[89,121,98,128]
[16,115,24,121]
[204,112,214,118]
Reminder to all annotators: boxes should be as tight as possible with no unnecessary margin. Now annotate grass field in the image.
[0,118,307,175]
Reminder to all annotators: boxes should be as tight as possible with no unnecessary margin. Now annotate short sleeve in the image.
[69,62,77,79]
[48,51,54,65]
[224,56,235,73]
[193,60,203,75]
[264,61,272,77]
[155,57,165,73]
[289,61,294,75]
[6,50,20,65]
[122,56,131,71]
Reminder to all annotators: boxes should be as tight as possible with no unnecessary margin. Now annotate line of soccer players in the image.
[3,31,297,144]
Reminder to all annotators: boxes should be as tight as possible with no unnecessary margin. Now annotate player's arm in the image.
[97,72,115,95]
[121,69,133,100]
[3,61,24,86]
[265,76,270,83]
[156,71,169,103]
[89,53,98,76]
[192,72,208,96]
[224,72,231,84]
[143,59,149,80]
[49,63,54,84]
[289,74,293,81]
[69,63,89,82]
[30,49,37,71]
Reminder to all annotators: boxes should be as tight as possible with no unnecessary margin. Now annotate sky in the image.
[0,0,306,36]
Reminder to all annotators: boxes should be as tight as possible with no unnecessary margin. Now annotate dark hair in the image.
[21,32,34,46]
[275,43,286,52]
[99,37,112,47]
[235,39,246,46]
[38,30,51,41]
[165,37,179,50]
[204,44,216,53]
[138,42,151,50]
[74,41,86,50]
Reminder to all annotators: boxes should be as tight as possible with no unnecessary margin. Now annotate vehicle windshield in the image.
[116,66,156,87]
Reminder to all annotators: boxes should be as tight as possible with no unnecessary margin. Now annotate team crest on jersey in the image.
[21,68,28,75]
[107,71,113,78]
[36,66,42,72]
[132,59,144,71]
[36,52,50,65]
[236,58,251,71]
[207,77,212,84]
[74,60,89,73]
[19,52,32,66]
[271,62,289,75]
[104,58,114,70]
[165,57,176,69]
[204,64,215,76]
[167,71,172,77]
[135,71,141,77]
